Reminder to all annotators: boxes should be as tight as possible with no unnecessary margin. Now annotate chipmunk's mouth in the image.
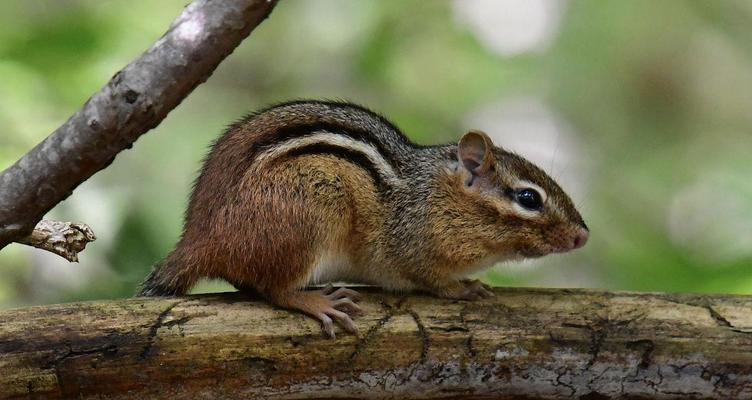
[519,243,574,258]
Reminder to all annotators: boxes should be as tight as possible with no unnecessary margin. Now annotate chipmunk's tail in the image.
[136,253,197,297]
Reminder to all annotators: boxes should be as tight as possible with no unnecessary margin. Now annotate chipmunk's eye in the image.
[516,188,543,210]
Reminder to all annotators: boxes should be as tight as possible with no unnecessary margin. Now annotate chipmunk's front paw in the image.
[436,279,495,301]
[460,279,495,299]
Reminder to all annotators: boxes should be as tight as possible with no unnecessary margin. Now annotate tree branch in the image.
[0,0,278,251]
[2,287,751,399]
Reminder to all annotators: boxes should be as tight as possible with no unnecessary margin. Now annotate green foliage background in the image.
[1,0,751,308]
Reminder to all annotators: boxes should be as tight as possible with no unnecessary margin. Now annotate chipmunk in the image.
[138,100,588,338]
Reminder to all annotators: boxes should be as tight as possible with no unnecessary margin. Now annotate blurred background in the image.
[1,0,751,308]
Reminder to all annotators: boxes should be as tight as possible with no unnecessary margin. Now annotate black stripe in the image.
[244,99,413,147]
[248,122,403,171]
[285,143,389,193]
[319,101,410,143]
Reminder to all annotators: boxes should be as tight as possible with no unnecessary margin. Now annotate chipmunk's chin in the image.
[520,251,546,259]
[518,247,560,259]
[521,240,586,258]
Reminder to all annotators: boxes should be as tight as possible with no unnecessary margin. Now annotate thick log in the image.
[1,287,751,399]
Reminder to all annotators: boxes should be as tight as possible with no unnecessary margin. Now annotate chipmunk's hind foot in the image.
[269,284,362,338]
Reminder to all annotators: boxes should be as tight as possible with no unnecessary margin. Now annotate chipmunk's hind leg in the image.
[266,284,362,338]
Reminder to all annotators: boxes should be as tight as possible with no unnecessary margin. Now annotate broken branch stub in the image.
[17,219,96,262]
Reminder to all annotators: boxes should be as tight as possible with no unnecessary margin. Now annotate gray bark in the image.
[0,0,278,250]
[2,287,751,399]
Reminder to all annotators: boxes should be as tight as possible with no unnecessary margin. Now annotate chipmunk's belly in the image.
[308,249,358,285]
[307,249,413,290]
[454,253,511,278]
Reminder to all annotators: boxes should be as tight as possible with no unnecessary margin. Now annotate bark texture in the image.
[2,287,751,399]
[16,220,96,262]
[0,0,278,250]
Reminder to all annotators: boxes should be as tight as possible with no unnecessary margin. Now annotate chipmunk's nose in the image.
[571,227,589,250]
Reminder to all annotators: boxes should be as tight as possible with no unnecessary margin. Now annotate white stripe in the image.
[252,131,401,185]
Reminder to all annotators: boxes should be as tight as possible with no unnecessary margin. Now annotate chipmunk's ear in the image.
[458,130,495,178]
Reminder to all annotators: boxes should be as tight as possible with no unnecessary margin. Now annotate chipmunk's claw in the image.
[315,285,362,338]
[460,279,495,299]
[270,286,362,339]
[436,279,495,301]
[323,284,362,302]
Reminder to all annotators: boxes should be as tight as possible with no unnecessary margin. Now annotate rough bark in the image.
[0,0,278,251]
[1,287,751,399]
